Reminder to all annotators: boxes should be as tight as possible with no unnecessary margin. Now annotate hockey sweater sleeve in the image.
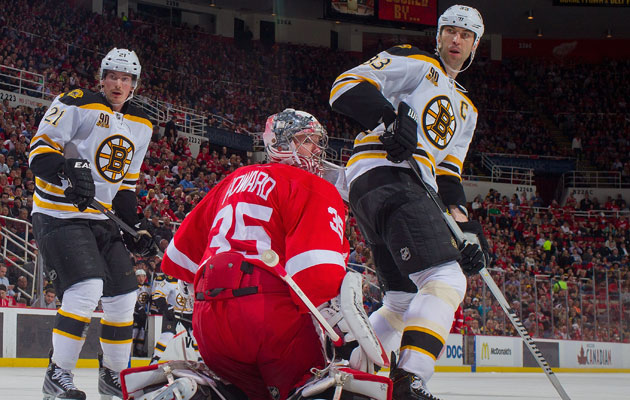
[283,176,348,309]
[329,45,429,129]
[28,95,80,183]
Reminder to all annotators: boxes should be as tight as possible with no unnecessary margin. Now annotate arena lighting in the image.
[606,28,612,38]
[527,10,533,20]
[537,28,543,37]
[209,1,215,6]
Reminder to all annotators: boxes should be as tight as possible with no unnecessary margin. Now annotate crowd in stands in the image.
[1,0,630,344]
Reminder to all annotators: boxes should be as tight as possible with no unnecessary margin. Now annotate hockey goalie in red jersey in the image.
[160,109,349,400]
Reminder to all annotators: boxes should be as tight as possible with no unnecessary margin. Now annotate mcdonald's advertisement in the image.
[475,336,523,367]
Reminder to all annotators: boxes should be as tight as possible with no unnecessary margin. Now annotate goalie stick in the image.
[404,158,572,400]
[260,249,343,346]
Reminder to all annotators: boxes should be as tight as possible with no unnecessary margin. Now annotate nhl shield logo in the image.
[267,386,280,400]
[48,269,58,281]
[400,247,411,261]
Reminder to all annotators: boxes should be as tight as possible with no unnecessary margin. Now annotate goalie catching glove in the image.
[456,221,490,276]
[122,224,158,258]
[379,101,419,163]
[62,158,95,212]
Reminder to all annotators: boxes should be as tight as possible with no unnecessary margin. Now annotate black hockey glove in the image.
[379,102,419,163]
[456,221,490,276]
[123,227,158,258]
[62,158,95,212]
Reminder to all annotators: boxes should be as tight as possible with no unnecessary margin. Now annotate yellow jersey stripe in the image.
[34,195,103,214]
[30,133,64,151]
[124,172,140,180]
[58,309,91,323]
[35,177,65,195]
[353,135,383,146]
[443,154,463,170]
[79,103,113,113]
[407,54,445,75]
[436,167,462,180]
[330,79,363,100]
[28,146,63,158]
[400,345,437,361]
[124,114,153,130]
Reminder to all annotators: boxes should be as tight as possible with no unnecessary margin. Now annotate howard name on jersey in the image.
[161,163,349,309]
[29,88,152,219]
[330,45,478,193]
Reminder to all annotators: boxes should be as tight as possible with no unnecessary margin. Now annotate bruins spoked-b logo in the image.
[96,135,135,183]
[423,95,456,149]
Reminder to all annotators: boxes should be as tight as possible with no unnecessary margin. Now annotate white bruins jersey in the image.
[136,282,152,310]
[29,88,152,219]
[330,45,478,192]
[152,273,193,314]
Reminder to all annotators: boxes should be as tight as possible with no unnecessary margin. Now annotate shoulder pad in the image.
[58,88,104,107]
[154,274,165,281]
[384,45,433,59]
[166,275,178,283]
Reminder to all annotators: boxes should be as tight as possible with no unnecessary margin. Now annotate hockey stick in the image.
[90,199,139,238]
[260,249,343,346]
[90,199,164,258]
[404,159,571,400]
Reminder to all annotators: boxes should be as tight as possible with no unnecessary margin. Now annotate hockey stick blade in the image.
[260,250,342,345]
[404,158,571,400]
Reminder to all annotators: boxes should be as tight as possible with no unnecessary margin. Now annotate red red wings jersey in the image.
[161,163,349,308]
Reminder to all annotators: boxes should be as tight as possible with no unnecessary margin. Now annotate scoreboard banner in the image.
[553,0,630,6]
[378,0,437,25]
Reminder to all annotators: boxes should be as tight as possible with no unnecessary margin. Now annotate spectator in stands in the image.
[0,284,17,307]
[0,264,14,296]
[42,287,59,309]
[12,275,30,306]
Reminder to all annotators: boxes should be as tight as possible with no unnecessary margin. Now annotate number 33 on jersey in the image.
[161,163,349,308]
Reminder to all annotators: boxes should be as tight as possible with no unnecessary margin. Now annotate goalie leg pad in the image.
[339,272,389,367]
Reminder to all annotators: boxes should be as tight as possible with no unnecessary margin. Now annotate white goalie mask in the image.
[436,5,484,74]
[99,47,142,103]
[263,109,328,176]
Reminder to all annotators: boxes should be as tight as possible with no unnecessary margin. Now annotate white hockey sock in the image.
[100,291,136,372]
[51,279,103,370]
[398,262,466,382]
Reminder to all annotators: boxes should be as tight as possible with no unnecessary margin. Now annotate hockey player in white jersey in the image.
[149,275,201,365]
[330,5,489,400]
[31,48,157,400]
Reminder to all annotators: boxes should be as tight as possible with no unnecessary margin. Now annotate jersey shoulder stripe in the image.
[58,88,106,107]
[125,104,153,130]
[384,45,432,59]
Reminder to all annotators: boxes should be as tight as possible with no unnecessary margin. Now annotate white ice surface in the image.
[0,368,627,399]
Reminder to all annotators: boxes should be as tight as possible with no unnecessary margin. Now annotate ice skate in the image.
[98,353,123,400]
[390,368,441,400]
[42,351,86,400]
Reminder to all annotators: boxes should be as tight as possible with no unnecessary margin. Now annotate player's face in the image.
[293,132,323,159]
[102,70,134,109]
[438,26,476,71]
